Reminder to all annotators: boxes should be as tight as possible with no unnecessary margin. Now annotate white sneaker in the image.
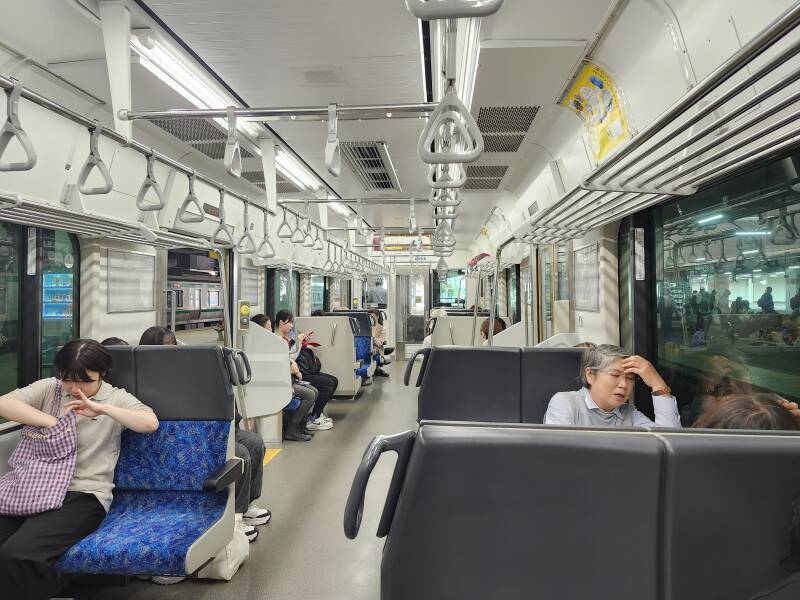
[306,417,333,431]
[151,576,186,585]
[319,413,333,424]
[243,504,272,526]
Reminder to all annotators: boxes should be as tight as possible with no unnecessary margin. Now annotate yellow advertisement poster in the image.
[560,62,631,163]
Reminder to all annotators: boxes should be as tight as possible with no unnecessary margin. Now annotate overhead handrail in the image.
[429,188,462,208]
[177,172,205,223]
[136,153,166,211]
[224,107,242,178]
[76,123,113,195]
[256,209,276,259]
[405,0,504,19]
[771,207,799,245]
[236,201,257,254]
[418,87,483,164]
[212,189,235,248]
[325,103,341,177]
[277,207,293,238]
[0,79,37,172]
[428,164,466,189]
[717,239,729,266]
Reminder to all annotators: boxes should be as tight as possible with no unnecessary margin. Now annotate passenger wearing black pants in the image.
[303,372,338,421]
[0,491,106,600]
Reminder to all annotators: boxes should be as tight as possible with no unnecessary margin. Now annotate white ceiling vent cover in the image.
[340,141,402,192]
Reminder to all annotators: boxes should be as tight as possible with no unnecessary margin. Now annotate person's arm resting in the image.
[102,403,159,433]
[631,395,681,428]
[0,392,58,428]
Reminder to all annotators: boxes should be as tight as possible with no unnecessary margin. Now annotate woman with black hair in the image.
[139,326,177,346]
[0,339,158,599]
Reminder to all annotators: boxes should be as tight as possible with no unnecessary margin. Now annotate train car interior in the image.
[0,0,799,599]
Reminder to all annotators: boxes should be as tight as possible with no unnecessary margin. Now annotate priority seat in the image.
[57,346,242,577]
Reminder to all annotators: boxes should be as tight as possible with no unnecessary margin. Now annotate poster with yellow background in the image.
[560,62,632,163]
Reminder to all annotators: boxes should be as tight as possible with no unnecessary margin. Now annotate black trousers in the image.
[303,372,338,417]
[0,491,106,600]
[234,428,266,514]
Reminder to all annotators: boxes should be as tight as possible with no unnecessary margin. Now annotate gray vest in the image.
[561,389,634,427]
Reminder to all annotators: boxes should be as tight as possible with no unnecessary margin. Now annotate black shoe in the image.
[362,376,373,386]
[284,430,312,441]
[383,347,395,356]
[374,368,390,377]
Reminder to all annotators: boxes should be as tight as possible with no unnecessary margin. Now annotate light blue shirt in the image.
[543,388,682,428]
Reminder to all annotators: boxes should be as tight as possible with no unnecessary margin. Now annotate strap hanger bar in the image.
[120,102,437,123]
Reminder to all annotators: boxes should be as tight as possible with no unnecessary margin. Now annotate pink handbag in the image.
[0,382,78,515]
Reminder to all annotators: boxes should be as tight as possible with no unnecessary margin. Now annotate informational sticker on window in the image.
[560,61,632,162]
[573,243,599,312]
[634,227,646,281]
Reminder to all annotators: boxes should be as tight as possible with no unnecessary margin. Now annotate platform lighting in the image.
[753,269,763,272]
[789,265,800,269]
[131,33,258,137]
[735,231,769,235]
[697,214,723,224]
[724,272,733,275]
[742,249,759,255]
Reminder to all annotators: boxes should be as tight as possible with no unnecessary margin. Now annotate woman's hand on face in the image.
[64,389,104,418]
[621,355,667,391]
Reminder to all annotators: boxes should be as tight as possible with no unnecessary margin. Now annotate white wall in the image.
[572,224,620,346]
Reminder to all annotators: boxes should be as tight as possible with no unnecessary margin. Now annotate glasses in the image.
[594,369,637,383]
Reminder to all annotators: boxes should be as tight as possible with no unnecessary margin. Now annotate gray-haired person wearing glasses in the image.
[544,344,681,428]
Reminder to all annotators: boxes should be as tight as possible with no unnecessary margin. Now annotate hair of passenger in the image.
[579,344,630,387]
[274,309,294,329]
[310,309,325,316]
[251,313,271,328]
[574,341,596,349]
[693,394,799,431]
[368,308,384,325]
[139,326,177,346]
[479,318,505,338]
[101,337,129,346]
[54,339,113,382]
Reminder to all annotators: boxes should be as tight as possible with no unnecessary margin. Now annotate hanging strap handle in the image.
[177,172,205,223]
[418,87,483,164]
[0,80,37,172]
[325,103,341,177]
[224,107,242,178]
[428,163,466,189]
[429,187,462,208]
[277,207,293,238]
[212,189,235,248]
[405,0,504,19]
[257,209,276,259]
[236,201,257,254]
[77,123,113,194]
[136,153,166,211]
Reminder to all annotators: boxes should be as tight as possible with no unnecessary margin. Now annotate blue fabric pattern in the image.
[356,364,370,378]
[57,490,226,576]
[114,420,229,491]
[355,336,372,361]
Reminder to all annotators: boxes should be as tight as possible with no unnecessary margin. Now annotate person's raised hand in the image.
[621,355,667,391]
[64,389,104,418]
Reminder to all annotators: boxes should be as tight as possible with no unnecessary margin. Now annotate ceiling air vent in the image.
[151,117,254,163]
[340,141,402,192]
[276,173,302,195]
[476,106,539,153]
[464,165,508,190]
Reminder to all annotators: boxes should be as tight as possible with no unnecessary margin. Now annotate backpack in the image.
[296,346,322,376]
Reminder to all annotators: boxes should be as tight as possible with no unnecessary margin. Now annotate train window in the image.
[0,223,21,405]
[310,275,325,313]
[434,270,466,308]
[539,246,554,339]
[267,269,300,316]
[654,153,800,424]
[40,230,79,379]
[619,222,634,351]
[506,266,520,323]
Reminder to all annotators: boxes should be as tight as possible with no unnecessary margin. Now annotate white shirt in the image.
[543,388,682,428]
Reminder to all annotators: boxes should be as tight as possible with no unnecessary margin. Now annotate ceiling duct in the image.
[464,164,508,190]
[151,118,255,162]
[476,106,539,153]
[340,141,402,192]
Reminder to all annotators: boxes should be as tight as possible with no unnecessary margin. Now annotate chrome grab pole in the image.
[470,268,481,347]
[488,246,503,347]
[120,102,438,123]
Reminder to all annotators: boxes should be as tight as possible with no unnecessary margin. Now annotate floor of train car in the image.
[69,359,415,600]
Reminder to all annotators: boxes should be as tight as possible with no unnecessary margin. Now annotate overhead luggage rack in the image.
[519,3,800,244]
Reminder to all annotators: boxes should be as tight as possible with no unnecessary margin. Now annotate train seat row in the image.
[405,346,583,423]
[427,315,512,347]
[0,346,242,578]
[345,421,800,600]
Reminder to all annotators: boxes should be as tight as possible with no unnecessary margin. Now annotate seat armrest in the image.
[203,458,243,492]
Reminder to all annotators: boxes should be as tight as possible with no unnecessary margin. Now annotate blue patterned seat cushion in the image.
[114,420,229,491]
[57,489,226,575]
[355,335,372,362]
[356,364,370,378]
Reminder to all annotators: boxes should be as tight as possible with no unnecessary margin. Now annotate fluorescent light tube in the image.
[275,149,319,191]
[742,250,759,255]
[697,214,723,224]
[753,269,762,272]
[735,231,768,235]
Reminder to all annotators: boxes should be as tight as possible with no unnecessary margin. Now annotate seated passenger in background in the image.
[368,309,393,378]
[310,309,325,316]
[422,308,448,348]
[692,393,800,431]
[100,337,128,346]
[251,313,315,441]
[544,344,681,428]
[0,339,157,599]
[479,318,506,346]
[138,326,177,346]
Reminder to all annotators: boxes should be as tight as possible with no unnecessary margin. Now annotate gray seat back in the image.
[417,347,521,422]
[660,430,800,600]
[381,424,663,600]
[521,348,583,423]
